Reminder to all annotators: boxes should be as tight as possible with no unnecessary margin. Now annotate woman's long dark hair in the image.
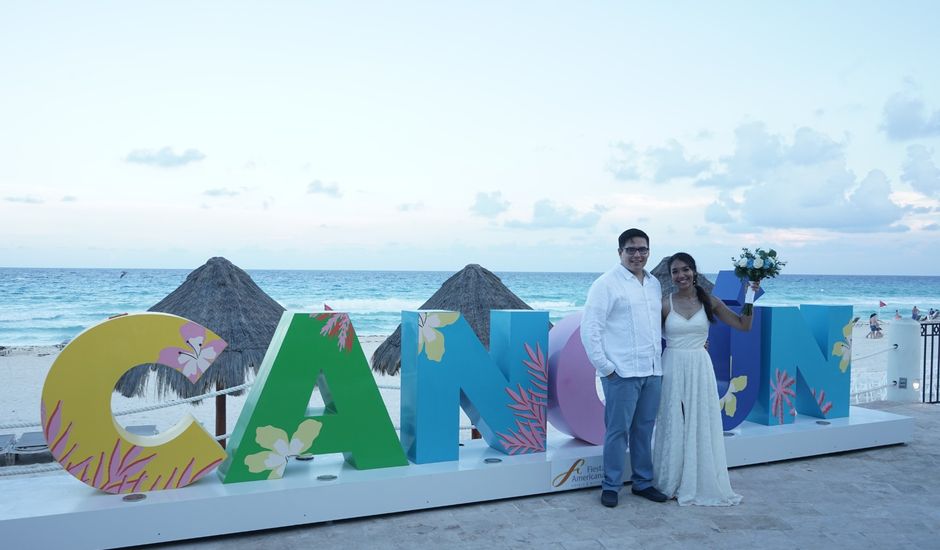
[670,252,715,323]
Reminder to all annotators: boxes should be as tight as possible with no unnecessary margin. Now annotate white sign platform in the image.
[0,406,913,549]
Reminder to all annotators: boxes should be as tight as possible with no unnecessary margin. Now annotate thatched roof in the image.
[371,264,538,376]
[650,256,714,297]
[114,257,285,399]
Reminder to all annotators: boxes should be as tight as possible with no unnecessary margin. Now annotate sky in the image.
[1,2,939,275]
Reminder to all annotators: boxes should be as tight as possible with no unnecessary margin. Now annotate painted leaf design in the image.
[495,342,548,454]
[175,458,196,489]
[770,369,797,424]
[811,388,833,416]
[314,306,356,352]
[42,400,58,443]
[100,439,158,493]
[522,342,549,397]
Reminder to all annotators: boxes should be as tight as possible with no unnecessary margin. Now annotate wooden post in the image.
[215,382,226,449]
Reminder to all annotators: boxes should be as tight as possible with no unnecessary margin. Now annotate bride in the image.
[653,252,757,506]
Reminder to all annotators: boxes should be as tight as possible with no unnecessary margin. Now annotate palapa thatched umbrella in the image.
[371,264,540,376]
[114,257,285,446]
[650,256,714,297]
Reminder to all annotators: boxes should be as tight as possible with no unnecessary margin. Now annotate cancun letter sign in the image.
[40,313,228,493]
[400,310,549,464]
[747,304,853,426]
[709,270,765,430]
[219,311,407,483]
[546,311,605,445]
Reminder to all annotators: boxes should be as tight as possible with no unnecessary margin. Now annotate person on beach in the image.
[581,228,668,507]
[652,252,758,506]
[912,306,922,321]
[867,313,883,339]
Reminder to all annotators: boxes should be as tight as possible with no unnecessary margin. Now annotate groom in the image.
[580,228,668,507]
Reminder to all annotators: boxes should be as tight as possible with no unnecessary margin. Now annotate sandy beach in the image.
[0,323,901,476]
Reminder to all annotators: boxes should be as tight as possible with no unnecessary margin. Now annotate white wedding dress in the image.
[653,295,742,506]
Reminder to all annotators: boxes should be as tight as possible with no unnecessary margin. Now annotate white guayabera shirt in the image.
[580,265,663,378]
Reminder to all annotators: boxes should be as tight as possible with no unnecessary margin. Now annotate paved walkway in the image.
[159,401,939,549]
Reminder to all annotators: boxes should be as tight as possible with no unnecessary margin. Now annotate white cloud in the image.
[506,200,602,229]
[4,196,43,204]
[204,188,239,197]
[787,127,843,165]
[606,142,641,181]
[695,122,786,188]
[695,129,715,140]
[398,201,425,212]
[470,191,509,217]
[647,139,710,182]
[307,180,342,198]
[900,145,940,197]
[734,167,906,233]
[844,170,909,231]
[722,122,786,178]
[704,201,734,224]
[125,147,206,167]
[691,123,906,233]
[880,92,940,141]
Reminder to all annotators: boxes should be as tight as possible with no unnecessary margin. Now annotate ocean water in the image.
[1,267,938,346]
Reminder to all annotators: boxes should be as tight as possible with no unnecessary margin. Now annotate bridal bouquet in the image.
[732,248,786,314]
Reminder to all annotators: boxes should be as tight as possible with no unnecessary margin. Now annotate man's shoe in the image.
[631,486,668,503]
[600,490,618,508]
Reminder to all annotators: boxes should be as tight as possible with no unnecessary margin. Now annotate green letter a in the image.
[219,311,406,483]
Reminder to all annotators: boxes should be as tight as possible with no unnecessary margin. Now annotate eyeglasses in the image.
[621,247,650,256]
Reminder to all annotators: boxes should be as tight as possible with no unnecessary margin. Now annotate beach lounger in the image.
[13,431,47,452]
[13,431,53,464]
[125,425,158,436]
[0,433,14,467]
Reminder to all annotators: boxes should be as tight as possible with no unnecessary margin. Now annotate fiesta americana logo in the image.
[552,457,604,488]
[552,458,586,487]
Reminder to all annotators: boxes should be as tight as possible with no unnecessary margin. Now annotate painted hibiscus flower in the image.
[831,317,858,374]
[157,321,227,383]
[244,419,322,479]
[417,312,459,362]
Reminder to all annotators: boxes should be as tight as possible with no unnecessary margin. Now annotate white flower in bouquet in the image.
[732,247,787,315]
